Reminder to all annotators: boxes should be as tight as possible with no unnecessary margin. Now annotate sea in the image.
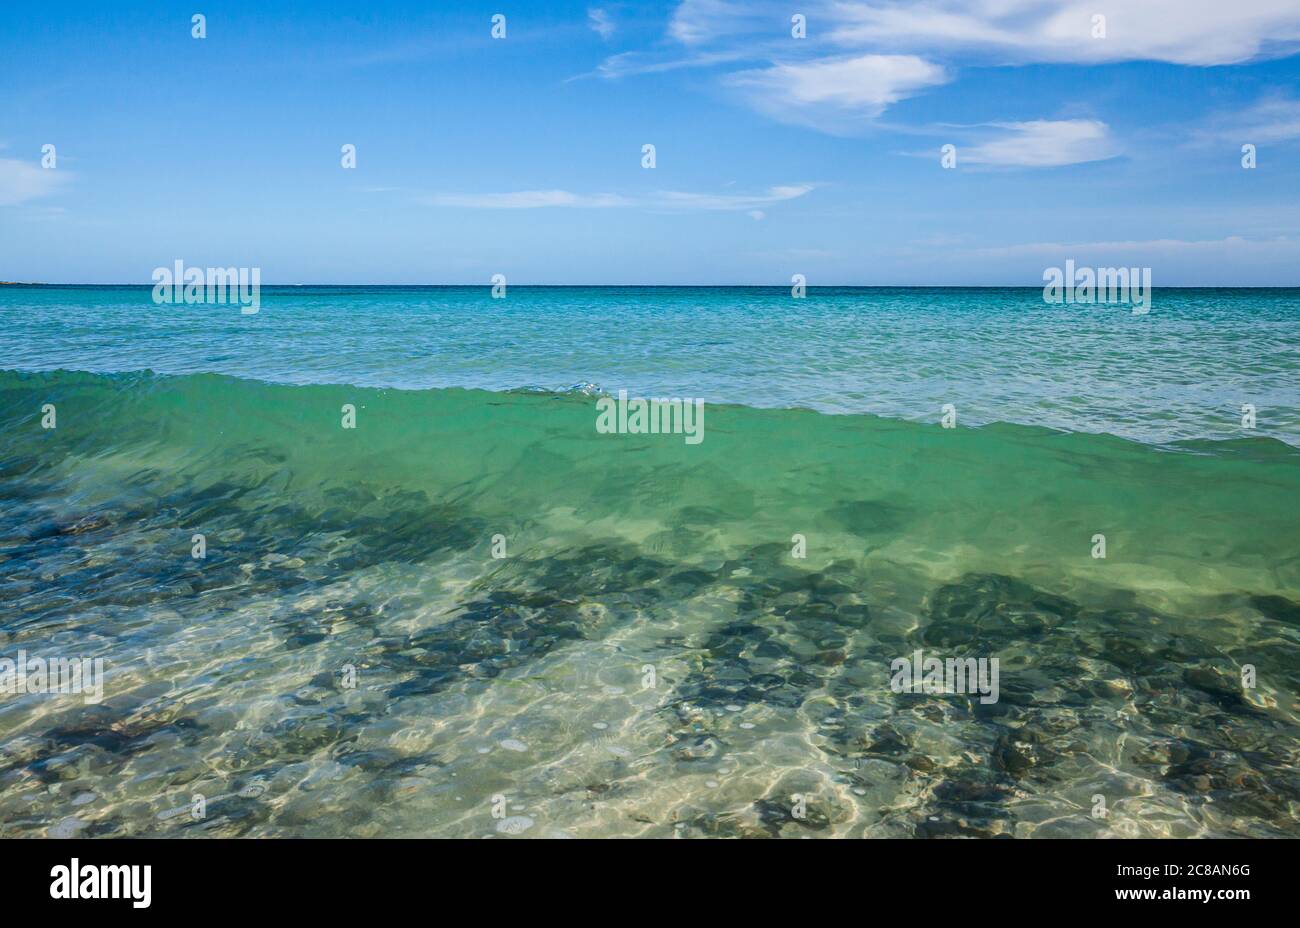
[1,284,1297,837]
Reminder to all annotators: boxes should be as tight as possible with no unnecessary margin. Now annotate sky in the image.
[1,0,1299,285]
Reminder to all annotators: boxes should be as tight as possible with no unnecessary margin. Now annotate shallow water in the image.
[1,351,1298,837]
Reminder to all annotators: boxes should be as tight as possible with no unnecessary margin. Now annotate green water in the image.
[2,369,1298,837]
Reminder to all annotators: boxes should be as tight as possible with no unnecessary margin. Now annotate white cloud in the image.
[581,48,752,80]
[421,185,813,211]
[642,1,1300,133]
[0,158,69,207]
[830,0,1300,66]
[587,8,616,40]
[961,119,1120,166]
[726,54,949,129]
[1196,95,1300,144]
[661,1,1300,65]
[651,184,814,210]
[668,0,765,45]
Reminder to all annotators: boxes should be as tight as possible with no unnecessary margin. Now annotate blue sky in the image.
[2,0,1299,284]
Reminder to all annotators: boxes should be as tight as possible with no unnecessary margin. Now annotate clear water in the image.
[3,285,1298,445]
[1,286,1297,838]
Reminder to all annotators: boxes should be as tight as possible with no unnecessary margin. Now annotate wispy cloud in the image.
[1195,94,1300,144]
[587,8,616,40]
[636,0,1300,133]
[0,158,70,207]
[649,184,814,210]
[420,184,814,211]
[576,1,783,79]
[573,47,755,81]
[725,54,948,131]
[668,0,769,45]
[827,0,1300,67]
[960,119,1120,167]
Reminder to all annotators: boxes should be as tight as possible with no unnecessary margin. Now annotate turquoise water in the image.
[3,285,1298,444]
[1,286,1298,838]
